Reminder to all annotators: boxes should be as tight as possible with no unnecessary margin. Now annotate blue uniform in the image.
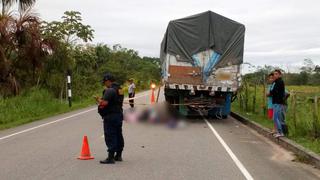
[100,83,124,153]
[103,113,124,153]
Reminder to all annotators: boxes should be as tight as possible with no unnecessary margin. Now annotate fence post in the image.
[312,96,319,138]
[262,78,266,116]
[252,83,256,113]
[239,94,243,111]
[292,92,297,131]
[244,82,249,112]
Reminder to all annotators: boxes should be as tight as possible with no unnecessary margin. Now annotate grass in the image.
[0,85,149,130]
[232,85,320,155]
[0,88,96,130]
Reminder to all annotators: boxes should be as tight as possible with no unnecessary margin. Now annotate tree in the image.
[40,11,95,99]
[314,65,320,74]
[0,10,53,96]
[95,44,111,65]
[41,11,94,45]
[300,58,315,74]
[298,71,309,85]
[1,0,36,14]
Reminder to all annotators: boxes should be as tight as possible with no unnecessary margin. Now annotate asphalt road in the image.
[1,89,320,180]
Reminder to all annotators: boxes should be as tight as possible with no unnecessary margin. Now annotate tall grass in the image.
[0,88,95,130]
[232,85,320,154]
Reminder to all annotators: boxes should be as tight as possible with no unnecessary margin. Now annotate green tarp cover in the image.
[160,11,245,68]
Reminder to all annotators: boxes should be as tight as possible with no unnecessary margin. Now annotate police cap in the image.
[102,73,115,82]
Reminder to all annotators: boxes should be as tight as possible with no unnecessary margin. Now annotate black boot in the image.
[114,151,123,161]
[100,151,115,164]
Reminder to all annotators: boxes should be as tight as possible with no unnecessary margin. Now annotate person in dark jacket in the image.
[97,73,124,164]
[269,69,286,137]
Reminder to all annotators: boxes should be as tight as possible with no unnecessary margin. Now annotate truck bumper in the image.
[165,88,233,118]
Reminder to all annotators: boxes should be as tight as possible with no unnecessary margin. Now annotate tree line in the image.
[0,2,161,99]
[243,59,320,86]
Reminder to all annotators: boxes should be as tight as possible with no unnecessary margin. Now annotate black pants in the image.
[103,113,124,153]
[129,93,135,108]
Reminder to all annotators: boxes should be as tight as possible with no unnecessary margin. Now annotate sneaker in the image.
[269,131,276,135]
[274,133,284,138]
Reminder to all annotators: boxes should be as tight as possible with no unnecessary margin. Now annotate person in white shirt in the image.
[128,79,136,108]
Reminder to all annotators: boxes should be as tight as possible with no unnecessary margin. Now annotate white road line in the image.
[204,118,254,180]
[0,108,96,141]
[0,92,150,141]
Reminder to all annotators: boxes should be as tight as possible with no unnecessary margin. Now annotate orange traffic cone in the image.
[78,135,94,160]
[151,89,155,104]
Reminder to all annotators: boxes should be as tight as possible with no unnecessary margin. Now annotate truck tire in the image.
[222,115,228,119]
[164,96,179,118]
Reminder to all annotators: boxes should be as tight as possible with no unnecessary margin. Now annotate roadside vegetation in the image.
[233,62,320,154]
[0,88,94,130]
[0,2,161,129]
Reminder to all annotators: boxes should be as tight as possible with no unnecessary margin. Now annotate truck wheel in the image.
[222,115,228,119]
[165,95,174,104]
[165,95,180,117]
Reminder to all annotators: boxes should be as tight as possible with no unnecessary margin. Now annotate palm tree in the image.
[1,0,36,15]
[0,9,53,96]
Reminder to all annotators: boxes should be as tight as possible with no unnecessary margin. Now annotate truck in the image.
[160,11,245,118]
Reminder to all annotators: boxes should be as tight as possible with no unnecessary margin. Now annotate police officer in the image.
[97,73,124,164]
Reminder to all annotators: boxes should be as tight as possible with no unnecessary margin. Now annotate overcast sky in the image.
[34,0,320,71]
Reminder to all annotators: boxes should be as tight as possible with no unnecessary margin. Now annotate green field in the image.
[232,85,320,154]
